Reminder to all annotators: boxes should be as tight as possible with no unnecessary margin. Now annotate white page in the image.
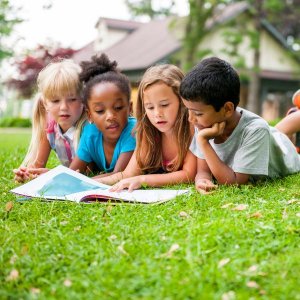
[11,165,189,204]
[11,165,110,201]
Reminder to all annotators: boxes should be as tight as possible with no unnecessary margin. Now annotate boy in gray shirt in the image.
[180,57,300,193]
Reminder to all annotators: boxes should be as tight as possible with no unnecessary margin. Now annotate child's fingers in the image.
[109,184,121,192]
[196,180,217,191]
[13,168,26,175]
[27,168,48,175]
[197,188,212,194]
[110,181,129,192]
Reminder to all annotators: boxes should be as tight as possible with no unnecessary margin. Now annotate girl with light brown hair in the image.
[96,64,196,191]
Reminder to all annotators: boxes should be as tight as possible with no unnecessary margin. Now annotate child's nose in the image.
[60,100,68,110]
[155,107,162,117]
[106,110,115,120]
[188,111,194,123]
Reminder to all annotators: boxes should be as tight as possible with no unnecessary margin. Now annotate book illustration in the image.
[10,165,189,204]
[37,173,103,197]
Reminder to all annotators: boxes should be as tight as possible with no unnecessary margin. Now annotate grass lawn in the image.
[1,129,300,299]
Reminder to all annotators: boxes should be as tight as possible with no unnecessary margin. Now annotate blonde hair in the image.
[22,59,86,167]
[135,64,192,173]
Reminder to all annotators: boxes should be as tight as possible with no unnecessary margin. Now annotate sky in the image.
[9,0,188,52]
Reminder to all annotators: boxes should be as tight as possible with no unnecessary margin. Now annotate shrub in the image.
[0,117,31,127]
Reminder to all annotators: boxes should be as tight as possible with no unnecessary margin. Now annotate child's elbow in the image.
[217,173,250,186]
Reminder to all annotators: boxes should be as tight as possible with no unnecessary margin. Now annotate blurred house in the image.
[73,2,300,118]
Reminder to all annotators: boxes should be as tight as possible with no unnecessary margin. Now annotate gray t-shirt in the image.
[190,107,300,181]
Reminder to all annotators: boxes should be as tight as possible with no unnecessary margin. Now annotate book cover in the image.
[10,165,189,204]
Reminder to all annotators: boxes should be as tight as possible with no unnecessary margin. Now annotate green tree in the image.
[233,0,299,113]
[184,0,298,114]
[180,0,226,71]
[125,0,175,19]
[0,0,22,62]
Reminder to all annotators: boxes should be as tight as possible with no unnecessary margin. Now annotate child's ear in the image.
[223,102,235,117]
[42,99,49,112]
[86,109,93,124]
[129,101,133,116]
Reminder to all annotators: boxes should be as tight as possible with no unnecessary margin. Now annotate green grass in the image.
[1,129,300,299]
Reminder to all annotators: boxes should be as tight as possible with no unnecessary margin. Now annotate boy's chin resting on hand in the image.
[197,122,226,140]
[195,178,217,194]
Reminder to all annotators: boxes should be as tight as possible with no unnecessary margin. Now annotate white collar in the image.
[57,125,75,140]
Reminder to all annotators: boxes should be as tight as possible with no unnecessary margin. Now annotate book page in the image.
[79,189,189,204]
[11,165,110,202]
[11,165,190,204]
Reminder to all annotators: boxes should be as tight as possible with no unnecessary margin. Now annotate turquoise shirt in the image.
[77,117,136,172]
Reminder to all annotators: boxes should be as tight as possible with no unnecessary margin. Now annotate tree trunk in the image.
[246,49,261,114]
[246,0,263,115]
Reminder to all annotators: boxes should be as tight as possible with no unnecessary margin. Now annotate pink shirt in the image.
[46,118,75,166]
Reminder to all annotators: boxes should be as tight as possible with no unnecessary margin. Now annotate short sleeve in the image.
[232,127,269,175]
[119,117,136,153]
[76,124,93,163]
[189,127,205,159]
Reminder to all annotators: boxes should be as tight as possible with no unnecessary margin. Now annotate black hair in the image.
[79,53,131,105]
[179,57,240,111]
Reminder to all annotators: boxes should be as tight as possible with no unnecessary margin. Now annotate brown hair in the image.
[135,64,192,173]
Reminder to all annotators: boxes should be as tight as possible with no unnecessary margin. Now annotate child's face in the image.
[87,82,130,142]
[143,82,180,135]
[182,99,226,130]
[45,95,83,133]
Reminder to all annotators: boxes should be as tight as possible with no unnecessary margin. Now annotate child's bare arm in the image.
[94,151,141,185]
[13,135,51,182]
[195,158,217,192]
[69,156,88,173]
[113,151,134,173]
[197,122,249,185]
[110,150,197,192]
[92,151,134,180]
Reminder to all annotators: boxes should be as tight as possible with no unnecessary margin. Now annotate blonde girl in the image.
[13,59,86,182]
[96,64,196,191]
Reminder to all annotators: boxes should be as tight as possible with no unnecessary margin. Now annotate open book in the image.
[10,165,189,204]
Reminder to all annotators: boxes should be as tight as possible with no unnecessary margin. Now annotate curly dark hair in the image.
[79,53,131,105]
[180,57,240,112]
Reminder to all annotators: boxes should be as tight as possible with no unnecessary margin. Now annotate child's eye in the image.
[195,112,202,117]
[115,106,124,111]
[95,110,104,114]
[161,103,169,107]
[145,106,154,110]
[51,99,60,103]
[69,98,78,102]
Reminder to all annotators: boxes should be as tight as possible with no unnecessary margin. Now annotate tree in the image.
[126,0,299,113]
[0,0,22,62]
[233,0,299,114]
[180,0,227,71]
[125,0,175,20]
[7,45,76,98]
[183,0,298,114]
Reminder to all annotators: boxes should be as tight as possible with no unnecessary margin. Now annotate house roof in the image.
[206,1,248,29]
[103,17,180,71]
[95,17,143,32]
[73,1,293,72]
[73,41,95,64]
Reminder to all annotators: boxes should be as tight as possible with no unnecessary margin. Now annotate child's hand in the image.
[195,178,217,193]
[109,176,143,193]
[26,167,49,176]
[13,167,30,183]
[197,122,226,140]
[13,167,48,183]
